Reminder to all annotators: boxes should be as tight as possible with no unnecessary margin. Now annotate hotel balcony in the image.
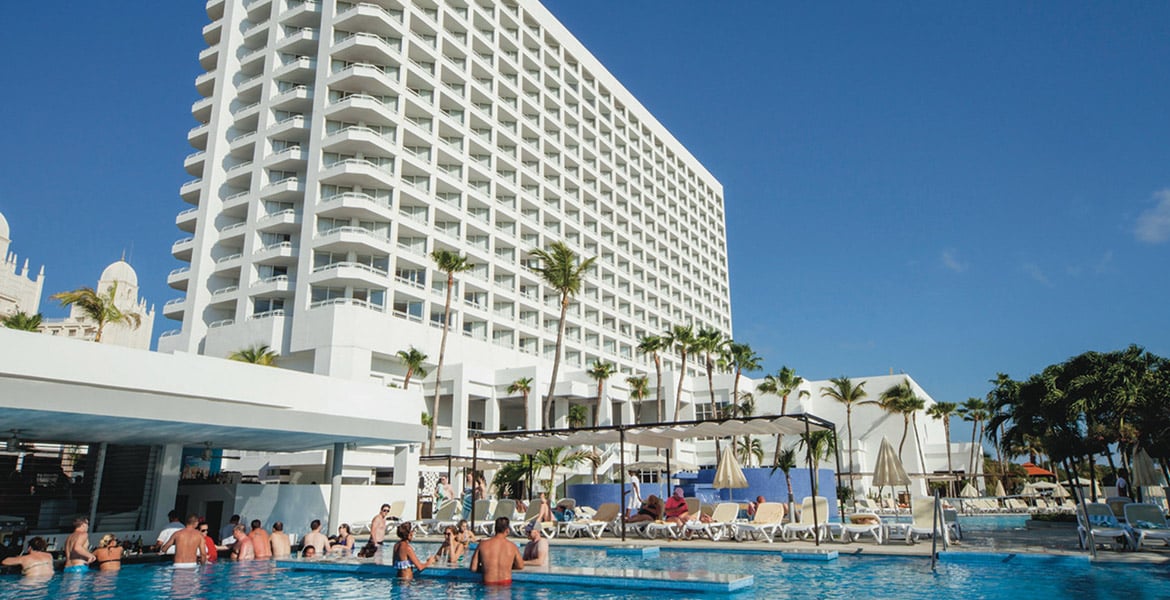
[167,267,191,292]
[259,176,304,201]
[265,145,307,171]
[273,56,317,84]
[221,190,251,214]
[333,1,404,38]
[270,83,314,113]
[321,125,396,156]
[206,0,225,20]
[218,222,248,242]
[179,178,202,204]
[327,62,398,96]
[175,206,199,233]
[276,26,319,55]
[280,0,322,28]
[310,261,389,288]
[256,208,301,233]
[251,274,295,296]
[188,123,210,149]
[317,191,394,222]
[202,19,222,46]
[183,150,206,177]
[332,31,402,66]
[191,96,213,123]
[198,45,220,71]
[195,70,216,97]
[163,297,187,319]
[267,114,308,140]
[324,93,396,127]
[313,226,393,255]
[253,241,298,265]
[318,158,395,189]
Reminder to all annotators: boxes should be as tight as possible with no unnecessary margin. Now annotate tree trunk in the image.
[672,349,688,421]
[898,414,910,457]
[912,413,927,481]
[654,353,664,422]
[544,294,569,429]
[772,392,791,468]
[846,406,855,495]
[521,391,529,431]
[943,420,954,496]
[967,419,979,484]
[429,272,456,455]
[784,472,795,524]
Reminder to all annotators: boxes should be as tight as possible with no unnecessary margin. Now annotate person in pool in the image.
[456,519,477,546]
[93,534,124,572]
[2,537,54,578]
[470,517,523,585]
[331,524,355,555]
[63,517,96,572]
[433,525,465,564]
[391,522,434,580]
[160,514,206,568]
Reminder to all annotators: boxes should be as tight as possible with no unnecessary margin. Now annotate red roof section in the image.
[1021,462,1055,477]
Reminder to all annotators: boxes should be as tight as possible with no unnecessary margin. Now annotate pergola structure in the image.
[471,413,840,543]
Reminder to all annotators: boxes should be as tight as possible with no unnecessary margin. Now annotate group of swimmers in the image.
[390,516,546,585]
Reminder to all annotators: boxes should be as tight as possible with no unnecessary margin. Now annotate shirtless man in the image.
[269,521,291,558]
[521,526,548,567]
[470,517,523,585]
[63,517,96,572]
[249,520,272,559]
[301,519,329,556]
[230,524,255,561]
[159,514,205,568]
[370,503,391,545]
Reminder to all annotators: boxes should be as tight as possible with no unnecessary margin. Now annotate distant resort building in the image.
[0,210,45,319]
[40,260,157,349]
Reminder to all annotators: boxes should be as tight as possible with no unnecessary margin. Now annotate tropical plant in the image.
[821,376,867,493]
[396,346,428,389]
[695,328,727,419]
[626,375,650,424]
[507,377,534,430]
[637,335,667,421]
[228,344,278,365]
[796,430,837,495]
[770,446,799,522]
[493,454,536,499]
[531,242,596,429]
[868,379,918,457]
[567,404,588,429]
[533,446,594,498]
[736,437,764,467]
[1,311,42,331]
[958,397,989,484]
[51,283,142,342]
[665,323,696,420]
[428,249,472,455]
[732,391,757,460]
[586,359,617,427]
[757,366,809,469]
[926,401,959,495]
[721,342,762,424]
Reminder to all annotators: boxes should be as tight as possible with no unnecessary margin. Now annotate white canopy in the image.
[476,415,833,455]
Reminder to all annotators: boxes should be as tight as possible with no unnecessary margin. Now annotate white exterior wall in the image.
[160,0,733,463]
[0,211,45,319]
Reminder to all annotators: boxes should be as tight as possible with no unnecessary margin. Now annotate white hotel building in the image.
[159,0,732,465]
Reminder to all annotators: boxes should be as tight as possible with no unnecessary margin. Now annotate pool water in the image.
[3,546,1168,600]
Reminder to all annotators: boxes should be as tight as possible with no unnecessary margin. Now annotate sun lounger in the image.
[1123,503,1170,550]
[1077,503,1134,551]
[563,503,622,539]
[838,513,883,544]
[415,501,458,534]
[906,497,949,544]
[644,498,699,539]
[683,502,740,541]
[476,499,515,536]
[783,496,831,542]
[509,502,558,538]
[734,502,786,543]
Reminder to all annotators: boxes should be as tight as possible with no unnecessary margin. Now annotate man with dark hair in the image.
[249,520,272,559]
[219,514,241,544]
[270,521,291,558]
[64,517,95,572]
[156,510,183,554]
[302,519,329,556]
[371,503,391,545]
[470,517,523,585]
[160,514,205,567]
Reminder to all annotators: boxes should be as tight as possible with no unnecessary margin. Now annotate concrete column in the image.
[553,397,569,429]
[621,399,635,428]
[313,345,373,381]
[527,371,543,431]
[394,444,420,518]
[327,443,345,533]
[484,391,501,433]
[150,444,184,531]
[87,443,108,528]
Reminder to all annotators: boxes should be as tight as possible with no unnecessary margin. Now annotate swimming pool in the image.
[3,546,1167,599]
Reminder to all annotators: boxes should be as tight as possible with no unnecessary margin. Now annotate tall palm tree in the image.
[732,391,757,461]
[531,241,596,429]
[229,344,278,365]
[665,323,696,420]
[695,327,727,419]
[757,366,808,468]
[626,375,650,424]
[586,359,617,427]
[507,377,533,430]
[901,395,928,478]
[51,283,142,343]
[770,446,798,522]
[396,346,428,389]
[797,430,837,496]
[927,401,959,495]
[428,249,472,455]
[721,342,762,424]
[958,397,989,483]
[637,335,667,421]
[1,311,43,331]
[869,379,916,456]
[821,376,866,493]
[736,437,765,467]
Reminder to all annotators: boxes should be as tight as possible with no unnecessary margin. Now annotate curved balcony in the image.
[188,123,210,149]
[253,241,299,265]
[276,26,319,55]
[163,297,187,318]
[318,157,395,189]
[280,0,321,28]
[308,297,385,313]
[259,176,304,201]
[175,206,199,233]
[256,208,301,233]
[273,56,317,83]
[218,222,248,241]
[333,2,404,38]
[313,225,393,255]
[223,161,254,186]
[183,150,206,177]
[172,237,195,261]
[317,191,394,222]
[191,96,213,123]
[265,145,307,171]
[195,70,216,97]
[167,267,191,291]
[199,45,220,71]
[321,125,396,156]
[267,115,309,142]
[326,62,398,96]
[270,83,314,113]
[324,92,396,127]
[251,275,295,297]
[332,31,401,66]
[310,261,389,288]
[202,19,222,45]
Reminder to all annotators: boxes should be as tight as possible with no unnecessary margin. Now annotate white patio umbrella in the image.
[1053,483,1070,498]
[1030,481,1058,490]
[993,479,1006,497]
[871,437,910,499]
[1020,483,1038,496]
[959,483,980,498]
[713,446,749,500]
[1131,447,1166,502]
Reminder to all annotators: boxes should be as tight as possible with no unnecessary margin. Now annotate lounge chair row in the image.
[1078,502,1170,551]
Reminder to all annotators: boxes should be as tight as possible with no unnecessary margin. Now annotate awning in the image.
[1021,462,1055,477]
[476,414,834,455]
[420,455,513,470]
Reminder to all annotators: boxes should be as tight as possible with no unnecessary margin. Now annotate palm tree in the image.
[428,249,472,455]
[732,391,757,461]
[797,430,837,496]
[757,366,808,468]
[869,379,916,456]
[721,342,762,424]
[228,344,278,365]
[637,335,667,421]
[531,242,596,429]
[901,395,928,478]
[665,323,696,420]
[568,404,588,429]
[1,311,43,331]
[958,397,989,484]
[507,377,534,430]
[771,446,799,522]
[927,401,959,495]
[396,347,428,389]
[695,327,727,419]
[51,283,142,342]
[736,437,765,467]
[626,375,650,424]
[821,376,867,494]
[533,446,593,498]
[586,359,617,427]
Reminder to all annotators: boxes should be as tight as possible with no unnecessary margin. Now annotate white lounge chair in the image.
[838,513,882,544]
[563,503,622,539]
[509,502,558,538]
[1123,503,1170,550]
[476,499,515,536]
[783,496,831,542]
[416,501,458,534]
[735,502,786,542]
[683,502,740,541]
[645,498,699,539]
[1077,503,1133,551]
[907,497,949,544]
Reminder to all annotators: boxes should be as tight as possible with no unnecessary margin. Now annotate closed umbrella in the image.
[959,483,979,498]
[1020,483,1038,496]
[1131,448,1166,502]
[993,479,1006,497]
[712,446,748,500]
[871,437,910,499]
[1053,484,1070,506]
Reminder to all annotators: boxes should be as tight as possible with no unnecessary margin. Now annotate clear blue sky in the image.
[1,2,1167,433]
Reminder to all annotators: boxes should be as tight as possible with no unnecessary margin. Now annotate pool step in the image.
[606,545,661,557]
[780,549,839,561]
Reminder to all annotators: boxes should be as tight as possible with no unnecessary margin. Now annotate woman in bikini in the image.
[432,526,465,563]
[456,519,477,546]
[391,522,434,579]
[330,524,355,555]
[2,537,54,578]
[93,534,124,572]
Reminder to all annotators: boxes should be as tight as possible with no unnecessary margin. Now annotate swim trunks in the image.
[172,562,198,569]
[484,579,512,585]
[64,564,89,573]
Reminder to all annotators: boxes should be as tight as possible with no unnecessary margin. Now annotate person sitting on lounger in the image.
[663,487,690,526]
[532,492,555,524]
[627,495,663,523]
